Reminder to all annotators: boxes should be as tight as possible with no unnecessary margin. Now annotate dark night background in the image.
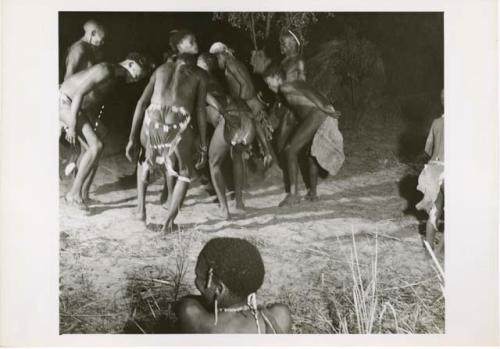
[59,12,443,161]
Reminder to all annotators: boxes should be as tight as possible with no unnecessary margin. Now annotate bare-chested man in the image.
[197,53,256,219]
[62,20,106,194]
[60,53,151,209]
[209,42,274,209]
[263,65,345,206]
[64,19,106,80]
[126,31,208,231]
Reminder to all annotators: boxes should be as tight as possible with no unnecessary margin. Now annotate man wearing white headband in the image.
[209,42,274,210]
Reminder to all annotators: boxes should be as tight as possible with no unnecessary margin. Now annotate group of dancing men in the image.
[59,19,352,232]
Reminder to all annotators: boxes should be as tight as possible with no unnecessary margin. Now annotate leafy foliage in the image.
[308,27,387,126]
[213,12,333,49]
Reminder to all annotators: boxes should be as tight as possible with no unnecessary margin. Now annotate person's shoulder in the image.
[89,62,114,79]
[175,296,206,319]
[162,61,176,71]
[154,61,173,76]
[94,62,113,73]
[69,40,90,55]
[266,303,292,333]
[280,82,295,93]
[175,296,209,333]
[192,66,209,80]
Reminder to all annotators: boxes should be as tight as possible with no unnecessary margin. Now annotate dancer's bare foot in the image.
[219,206,232,220]
[162,221,180,234]
[134,209,146,221]
[64,193,88,211]
[278,194,301,207]
[304,191,319,202]
[235,201,246,210]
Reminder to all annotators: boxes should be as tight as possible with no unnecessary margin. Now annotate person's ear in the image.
[216,281,228,299]
[91,29,97,37]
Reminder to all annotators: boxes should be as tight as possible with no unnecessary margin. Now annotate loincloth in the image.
[59,91,106,137]
[310,116,345,175]
[142,104,191,182]
[246,97,276,141]
[222,105,256,146]
[416,160,444,214]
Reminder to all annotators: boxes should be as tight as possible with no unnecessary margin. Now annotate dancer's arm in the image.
[66,65,110,145]
[195,74,208,169]
[126,72,155,161]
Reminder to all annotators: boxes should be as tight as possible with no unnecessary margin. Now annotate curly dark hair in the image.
[262,64,285,80]
[126,52,150,70]
[198,52,218,72]
[198,237,265,298]
[169,29,195,53]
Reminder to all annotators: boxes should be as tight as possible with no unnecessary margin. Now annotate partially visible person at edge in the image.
[60,53,152,209]
[416,89,445,253]
[61,19,107,184]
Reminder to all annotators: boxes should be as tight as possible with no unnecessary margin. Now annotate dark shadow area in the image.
[398,173,427,236]
[397,93,442,163]
[87,203,137,216]
[93,173,137,195]
[120,268,191,333]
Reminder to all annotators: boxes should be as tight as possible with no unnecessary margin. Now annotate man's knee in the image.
[89,138,104,155]
[209,152,223,169]
[177,166,192,183]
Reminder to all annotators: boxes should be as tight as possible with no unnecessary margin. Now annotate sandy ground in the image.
[59,120,445,334]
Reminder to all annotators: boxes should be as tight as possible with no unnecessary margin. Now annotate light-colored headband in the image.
[287,30,301,47]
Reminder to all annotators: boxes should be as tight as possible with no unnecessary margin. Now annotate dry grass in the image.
[60,225,444,334]
[277,230,445,334]
[60,229,194,334]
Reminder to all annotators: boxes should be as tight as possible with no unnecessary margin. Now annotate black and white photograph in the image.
[1,0,499,346]
[58,11,446,334]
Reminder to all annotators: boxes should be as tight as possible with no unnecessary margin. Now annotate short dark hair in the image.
[126,52,150,69]
[198,52,218,72]
[169,29,195,53]
[199,237,265,298]
[262,64,285,80]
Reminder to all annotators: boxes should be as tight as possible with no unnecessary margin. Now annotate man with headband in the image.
[209,42,274,199]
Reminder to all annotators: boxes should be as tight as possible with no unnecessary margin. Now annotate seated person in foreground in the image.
[175,237,292,333]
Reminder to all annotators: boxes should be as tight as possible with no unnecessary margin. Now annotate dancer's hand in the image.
[125,140,136,162]
[324,106,341,118]
[263,153,273,169]
[195,146,208,170]
[65,125,76,146]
